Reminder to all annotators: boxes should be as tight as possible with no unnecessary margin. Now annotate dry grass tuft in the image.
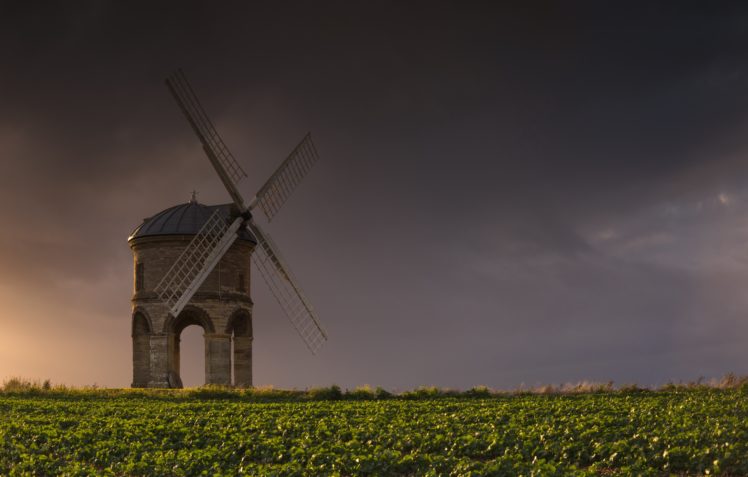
[3,373,747,399]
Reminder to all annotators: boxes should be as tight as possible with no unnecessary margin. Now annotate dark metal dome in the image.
[128,201,256,243]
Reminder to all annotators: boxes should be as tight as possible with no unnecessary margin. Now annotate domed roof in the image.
[128,201,256,243]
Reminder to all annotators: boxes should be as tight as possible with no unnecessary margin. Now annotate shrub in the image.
[618,383,649,394]
[2,377,49,393]
[347,385,376,400]
[465,385,492,398]
[375,386,392,400]
[308,385,342,400]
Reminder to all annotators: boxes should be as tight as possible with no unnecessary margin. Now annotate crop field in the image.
[1,387,747,476]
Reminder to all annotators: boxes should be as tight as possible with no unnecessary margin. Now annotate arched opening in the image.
[226,309,253,387]
[178,326,205,387]
[167,306,215,388]
[131,311,152,387]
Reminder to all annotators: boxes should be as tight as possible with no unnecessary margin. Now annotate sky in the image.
[1,2,748,390]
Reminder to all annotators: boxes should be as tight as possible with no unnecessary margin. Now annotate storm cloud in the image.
[1,2,748,388]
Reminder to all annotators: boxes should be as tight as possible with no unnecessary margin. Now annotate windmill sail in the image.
[166,69,247,210]
[251,133,319,221]
[248,221,328,354]
[160,69,328,355]
[155,211,243,317]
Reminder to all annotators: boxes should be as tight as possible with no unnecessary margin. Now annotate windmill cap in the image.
[128,202,256,243]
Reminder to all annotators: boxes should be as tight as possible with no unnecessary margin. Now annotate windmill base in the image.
[131,301,253,388]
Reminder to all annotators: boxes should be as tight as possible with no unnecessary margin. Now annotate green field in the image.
[1,386,747,476]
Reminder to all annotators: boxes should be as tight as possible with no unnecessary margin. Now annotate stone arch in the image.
[225,308,252,337]
[164,305,215,388]
[131,309,152,388]
[226,308,253,387]
[163,304,215,335]
[131,306,153,335]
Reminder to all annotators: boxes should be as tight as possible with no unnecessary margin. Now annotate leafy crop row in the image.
[1,389,747,476]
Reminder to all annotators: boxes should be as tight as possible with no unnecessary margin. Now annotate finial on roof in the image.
[190,190,198,204]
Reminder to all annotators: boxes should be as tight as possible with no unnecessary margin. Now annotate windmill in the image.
[128,70,327,388]
[156,69,327,355]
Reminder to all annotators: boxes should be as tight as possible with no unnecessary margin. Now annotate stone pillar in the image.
[171,333,180,381]
[131,333,151,387]
[233,336,253,387]
[205,334,232,385]
[149,333,170,387]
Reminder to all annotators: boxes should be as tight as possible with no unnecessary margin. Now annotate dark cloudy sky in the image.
[2,2,748,389]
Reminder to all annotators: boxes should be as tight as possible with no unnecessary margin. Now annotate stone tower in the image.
[128,199,255,388]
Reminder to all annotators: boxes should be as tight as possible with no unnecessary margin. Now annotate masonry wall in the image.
[129,235,254,388]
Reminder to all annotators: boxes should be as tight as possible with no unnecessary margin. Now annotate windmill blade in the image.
[155,210,243,317]
[248,221,328,354]
[166,69,248,210]
[250,133,319,221]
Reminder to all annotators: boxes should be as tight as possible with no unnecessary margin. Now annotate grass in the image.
[3,373,747,400]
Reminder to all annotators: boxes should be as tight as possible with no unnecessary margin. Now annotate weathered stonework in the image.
[129,233,254,388]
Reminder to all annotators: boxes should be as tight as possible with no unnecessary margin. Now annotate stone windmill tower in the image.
[128,199,255,387]
[128,70,327,388]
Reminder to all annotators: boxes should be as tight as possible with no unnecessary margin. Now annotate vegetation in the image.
[1,377,748,475]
